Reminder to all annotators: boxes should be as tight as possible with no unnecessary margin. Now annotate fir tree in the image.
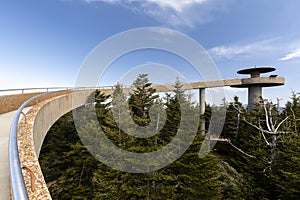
[128,73,159,125]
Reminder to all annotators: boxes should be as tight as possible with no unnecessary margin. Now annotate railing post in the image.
[20,112,27,124]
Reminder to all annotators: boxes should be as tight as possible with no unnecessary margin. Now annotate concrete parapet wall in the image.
[241,77,285,86]
[33,90,93,156]
[152,78,243,92]
[17,90,94,199]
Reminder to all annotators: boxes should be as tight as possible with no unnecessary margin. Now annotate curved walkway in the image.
[9,90,94,199]
[1,75,285,199]
[0,107,31,199]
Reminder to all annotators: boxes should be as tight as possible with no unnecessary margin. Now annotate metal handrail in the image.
[0,86,114,94]
[8,89,72,200]
[0,87,69,94]
[8,87,104,199]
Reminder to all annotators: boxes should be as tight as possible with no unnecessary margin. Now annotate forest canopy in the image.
[39,74,300,199]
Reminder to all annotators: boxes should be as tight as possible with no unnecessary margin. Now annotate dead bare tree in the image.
[227,140,256,158]
[243,99,289,166]
[232,102,242,137]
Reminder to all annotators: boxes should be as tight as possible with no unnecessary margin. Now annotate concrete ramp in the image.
[13,90,93,199]
[0,107,31,199]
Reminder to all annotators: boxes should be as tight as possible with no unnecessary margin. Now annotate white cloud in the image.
[146,0,206,12]
[208,38,279,60]
[280,48,300,61]
[85,0,119,3]
[86,0,207,12]
[84,0,232,28]
[208,35,300,62]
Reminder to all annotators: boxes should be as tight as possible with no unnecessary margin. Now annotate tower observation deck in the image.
[231,66,284,109]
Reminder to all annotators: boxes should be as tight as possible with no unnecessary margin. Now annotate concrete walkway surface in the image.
[0,107,31,200]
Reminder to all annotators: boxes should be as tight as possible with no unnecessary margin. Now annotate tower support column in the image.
[248,86,262,109]
[199,88,205,134]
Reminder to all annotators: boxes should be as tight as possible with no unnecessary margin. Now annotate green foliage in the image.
[39,76,300,199]
[272,132,300,199]
[51,142,99,199]
[217,160,250,199]
[221,96,244,139]
[39,112,79,183]
[128,74,159,123]
[170,134,221,200]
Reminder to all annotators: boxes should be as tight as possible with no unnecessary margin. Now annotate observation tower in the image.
[232,66,284,109]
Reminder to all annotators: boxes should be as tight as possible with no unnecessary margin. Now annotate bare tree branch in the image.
[233,103,242,135]
[228,141,256,158]
[268,104,275,131]
[243,117,261,130]
[243,117,271,146]
[275,116,289,133]
[263,101,272,132]
[261,131,271,146]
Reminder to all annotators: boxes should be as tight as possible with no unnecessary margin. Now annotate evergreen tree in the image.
[170,135,221,200]
[222,96,244,139]
[272,132,300,199]
[283,91,300,132]
[39,76,300,200]
[128,73,159,125]
[50,142,98,200]
[163,78,222,199]
[39,112,79,184]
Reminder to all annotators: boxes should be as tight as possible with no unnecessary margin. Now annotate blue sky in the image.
[1,0,300,105]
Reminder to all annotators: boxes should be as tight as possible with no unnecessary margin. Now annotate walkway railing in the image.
[0,86,114,95]
[7,86,113,199]
[0,87,70,96]
[9,92,53,200]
